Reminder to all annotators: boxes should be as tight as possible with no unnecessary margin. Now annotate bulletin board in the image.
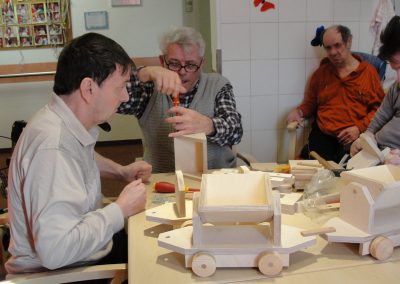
[0,0,71,50]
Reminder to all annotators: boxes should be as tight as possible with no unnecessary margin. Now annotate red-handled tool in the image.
[173,94,180,107]
[153,181,199,193]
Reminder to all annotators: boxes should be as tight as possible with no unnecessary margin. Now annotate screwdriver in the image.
[153,181,199,193]
[173,94,180,107]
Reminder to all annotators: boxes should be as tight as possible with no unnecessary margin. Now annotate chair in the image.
[353,52,387,80]
[0,209,127,284]
[1,264,127,284]
[287,52,387,161]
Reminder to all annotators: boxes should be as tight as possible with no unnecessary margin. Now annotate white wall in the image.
[215,0,386,163]
[0,0,184,149]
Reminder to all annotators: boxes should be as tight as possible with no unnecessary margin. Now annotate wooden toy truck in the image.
[158,171,317,277]
[323,165,400,260]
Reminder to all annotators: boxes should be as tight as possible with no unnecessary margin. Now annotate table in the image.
[128,173,400,283]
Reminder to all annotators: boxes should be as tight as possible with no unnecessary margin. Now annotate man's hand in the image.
[350,131,376,156]
[115,179,146,218]
[350,138,362,156]
[138,66,186,97]
[287,108,304,126]
[385,149,400,165]
[337,126,360,145]
[165,106,214,137]
[120,161,152,183]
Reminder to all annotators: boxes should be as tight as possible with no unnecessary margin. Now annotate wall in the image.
[215,0,389,163]
[183,0,213,72]
[0,0,184,149]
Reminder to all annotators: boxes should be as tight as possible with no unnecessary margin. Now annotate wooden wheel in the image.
[191,252,216,277]
[369,236,394,261]
[258,251,283,277]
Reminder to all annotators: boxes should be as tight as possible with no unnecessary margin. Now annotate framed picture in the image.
[84,11,109,30]
[0,0,72,50]
[111,0,141,7]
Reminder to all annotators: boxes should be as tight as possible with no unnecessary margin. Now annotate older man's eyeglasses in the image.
[164,56,202,73]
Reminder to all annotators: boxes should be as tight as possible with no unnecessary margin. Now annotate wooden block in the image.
[239,165,251,173]
[296,161,323,168]
[276,183,293,193]
[360,133,384,162]
[289,159,321,167]
[316,202,340,211]
[269,172,294,189]
[293,173,315,181]
[278,191,303,214]
[198,172,274,223]
[347,148,381,170]
[272,191,281,246]
[175,170,186,218]
[174,133,207,180]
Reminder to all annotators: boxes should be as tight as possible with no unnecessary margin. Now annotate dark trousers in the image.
[300,122,349,163]
[71,230,128,284]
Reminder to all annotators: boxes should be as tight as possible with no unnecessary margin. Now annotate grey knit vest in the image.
[139,73,236,173]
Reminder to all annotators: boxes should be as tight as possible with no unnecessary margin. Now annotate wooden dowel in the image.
[301,226,336,237]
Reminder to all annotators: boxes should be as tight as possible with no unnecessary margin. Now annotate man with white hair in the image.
[119,27,243,172]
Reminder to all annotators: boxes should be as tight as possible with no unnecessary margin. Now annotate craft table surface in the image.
[128,173,400,284]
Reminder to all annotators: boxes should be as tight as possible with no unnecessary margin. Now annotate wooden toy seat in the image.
[198,172,273,223]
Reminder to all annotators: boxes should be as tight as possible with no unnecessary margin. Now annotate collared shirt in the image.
[6,93,123,274]
[298,55,385,135]
[118,69,243,147]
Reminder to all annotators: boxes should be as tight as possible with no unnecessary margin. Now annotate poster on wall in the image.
[395,0,400,15]
[111,0,141,7]
[0,0,71,50]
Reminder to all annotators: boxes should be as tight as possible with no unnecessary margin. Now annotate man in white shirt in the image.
[6,32,183,276]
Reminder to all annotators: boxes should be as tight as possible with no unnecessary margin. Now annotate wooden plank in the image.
[175,170,186,218]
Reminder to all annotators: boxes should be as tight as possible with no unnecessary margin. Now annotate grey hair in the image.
[159,26,205,57]
[321,25,352,46]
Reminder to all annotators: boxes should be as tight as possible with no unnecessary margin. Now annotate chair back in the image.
[354,52,387,81]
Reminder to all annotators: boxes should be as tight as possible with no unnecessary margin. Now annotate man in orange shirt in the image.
[287,25,385,162]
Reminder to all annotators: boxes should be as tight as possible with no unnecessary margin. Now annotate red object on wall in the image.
[253,0,275,12]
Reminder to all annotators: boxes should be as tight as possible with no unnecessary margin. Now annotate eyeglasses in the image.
[163,56,202,73]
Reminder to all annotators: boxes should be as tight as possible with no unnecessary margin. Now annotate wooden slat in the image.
[0,56,160,84]
[0,62,57,84]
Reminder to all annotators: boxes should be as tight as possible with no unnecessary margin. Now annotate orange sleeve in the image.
[298,72,319,118]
